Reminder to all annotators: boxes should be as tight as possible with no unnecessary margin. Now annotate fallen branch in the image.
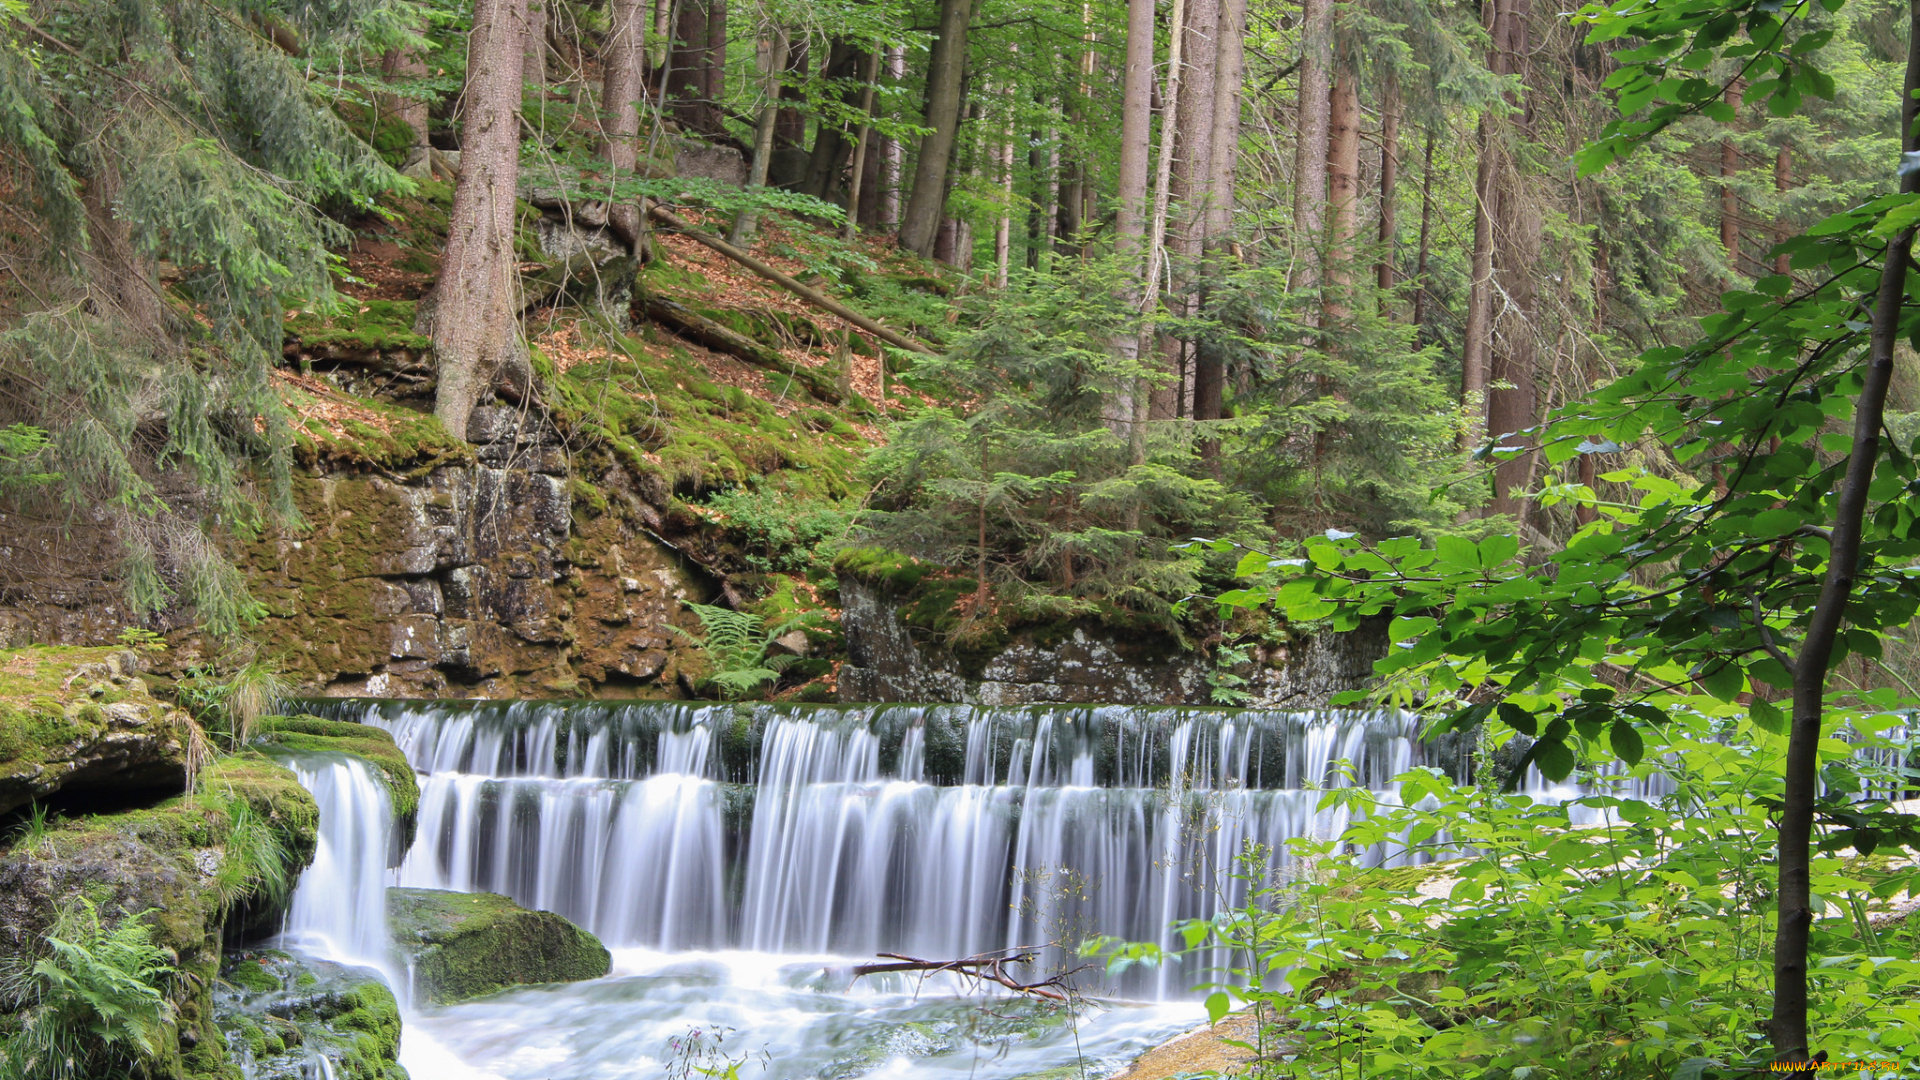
[851,949,1077,1002]
[645,204,938,357]
[634,286,842,403]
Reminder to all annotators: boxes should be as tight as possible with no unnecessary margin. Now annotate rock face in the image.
[0,648,190,817]
[386,887,611,1005]
[214,950,406,1080]
[239,407,710,699]
[837,579,1387,708]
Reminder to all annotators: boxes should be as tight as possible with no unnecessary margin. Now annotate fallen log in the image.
[645,204,937,357]
[635,286,842,404]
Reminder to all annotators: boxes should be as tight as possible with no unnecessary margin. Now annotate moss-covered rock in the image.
[0,752,320,1079]
[0,646,192,817]
[386,887,610,1005]
[254,715,419,845]
[213,949,407,1080]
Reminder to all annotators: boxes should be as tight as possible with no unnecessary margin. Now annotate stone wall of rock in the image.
[837,579,1387,708]
[241,406,712,698]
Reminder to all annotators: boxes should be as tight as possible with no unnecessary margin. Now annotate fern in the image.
[669,604,800,700]
[0,900,176,1080]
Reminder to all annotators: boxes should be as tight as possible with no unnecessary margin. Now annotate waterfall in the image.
[296,700,1449,998]
[278,752,397,974]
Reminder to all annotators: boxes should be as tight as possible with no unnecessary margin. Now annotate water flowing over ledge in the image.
[292,699,1464,1001]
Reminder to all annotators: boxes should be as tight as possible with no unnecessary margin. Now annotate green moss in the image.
[284,299,431,354]
[227,959,280,993]
[387,887,611,1005]
[287,394,472,472]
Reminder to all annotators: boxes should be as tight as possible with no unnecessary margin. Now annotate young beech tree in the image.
[1221,0,1920,1060]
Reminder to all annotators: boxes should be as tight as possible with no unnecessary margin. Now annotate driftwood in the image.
[645,204,937,357]
[850,950,1077,1002]
[635,287,843,403]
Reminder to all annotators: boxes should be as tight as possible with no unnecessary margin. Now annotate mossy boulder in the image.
[254,715,419,848]
[213,949,407,1080]
[386,888,610,1005]
[0,646,192,817]
[0,753,320,1079]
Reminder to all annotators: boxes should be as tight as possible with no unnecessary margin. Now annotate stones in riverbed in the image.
[387,887,611,1005]
[214,950,406,1080]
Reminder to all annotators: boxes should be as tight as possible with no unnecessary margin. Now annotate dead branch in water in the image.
[850,948,1080,1002]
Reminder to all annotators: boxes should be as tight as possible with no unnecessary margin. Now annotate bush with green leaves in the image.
[670,604,803,700]
[1105,707,1920,1079]
[700,487,852,576]
[0,899,177,1080]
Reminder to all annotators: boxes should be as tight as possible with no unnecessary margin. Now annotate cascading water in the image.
[278,752,397,973]
[282,699,1467,1078]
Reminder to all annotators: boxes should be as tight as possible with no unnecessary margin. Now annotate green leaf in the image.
[1752,698,1788,735]
[1609,721,1645,766]
[1497,701,1539,737]
[1205,990,1231,1023]
[1534,738,1576,782]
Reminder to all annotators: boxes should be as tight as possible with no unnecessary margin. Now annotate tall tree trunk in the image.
[1376,73,1400,298]
[899,0,975,256]
[602,0,649,250]
[667,0,722,134]
[1193,0,1245,428]
[1026,104,1049,269]
[771,39,810,188]
[882,46,906,231]
[1158,0,1218,419]
[1323,68,1359,321]
[844,50,883,241]
[1485,0,1538,518]
[1412,128,1436,331]
[1111,0,1157,444]
[1774,145,1792,275]
[994,89,1015,288]
[426,0,528,441]
[803,42,863,200]
[1136,0,1187,457]
[1773,5,1920,1059]
[524,0,548,90]
[1721,85,1742,269]
[1291,0,1334,306]
[1461,0,1510,439]
[650,0,672,69]
[730,29,792,247]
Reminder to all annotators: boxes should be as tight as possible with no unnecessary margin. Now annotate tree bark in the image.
[1461,0,1510,440]
[1770,2,1920,1058]
[1159,0,1218,419]
[1774,145,1792,275]
[1720,85,1742,269]
[804,42,865,202]
[667,0,713,133]
[1485,0,1538,518]
[524,0,548,90]
[1141,0,1189,438]
[730,29,792,247]
[844,50,883,241]
[426,0,528,441]
[882,46,906,231]
[994,87,1015,288]
[1110,0,1156,443]
[772,38,810,188]
[1323,67,1359,320]
[1291,0,1334,304]
[898,0,976,256]
[1412,128,1436,331]
[1193,0,1244,429]
[1376,73,1400,298]
[602,0,649,249]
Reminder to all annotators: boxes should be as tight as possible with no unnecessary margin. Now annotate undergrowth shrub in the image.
[669,603,803,699]
[0,899,176,1080]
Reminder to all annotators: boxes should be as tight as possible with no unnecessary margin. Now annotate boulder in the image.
[254,715,420,853]
[0,647,190,817]
[214,949,406,1080]
[386,888,610,1005]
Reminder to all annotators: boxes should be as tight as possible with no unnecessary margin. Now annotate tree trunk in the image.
[898,0,975,256]
[1376,72,1400,298]
[602,0,649,249]
[1111,0,1156,443]
[803,42,864,201]
[1774,145,1792,275]
[1291,0,1334,304]
[1193,0,1244,429]
[1720,85,1741,269]
[1485,0,1538,518]
[1461,0,1510,439]
[667,0,721,134]
[882,46,906,231]
[1159,0,1218,419]
[843,50,883,241]
[1412,128,1436,331]
[1771,3,1919,1058]
[994,90,1015,288]
[426,0,528,441]
[771,39,810,188]
[1323,68,1359,320]
[650,0,672,69]
[730,29,792,247]
[524,0,548,90]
